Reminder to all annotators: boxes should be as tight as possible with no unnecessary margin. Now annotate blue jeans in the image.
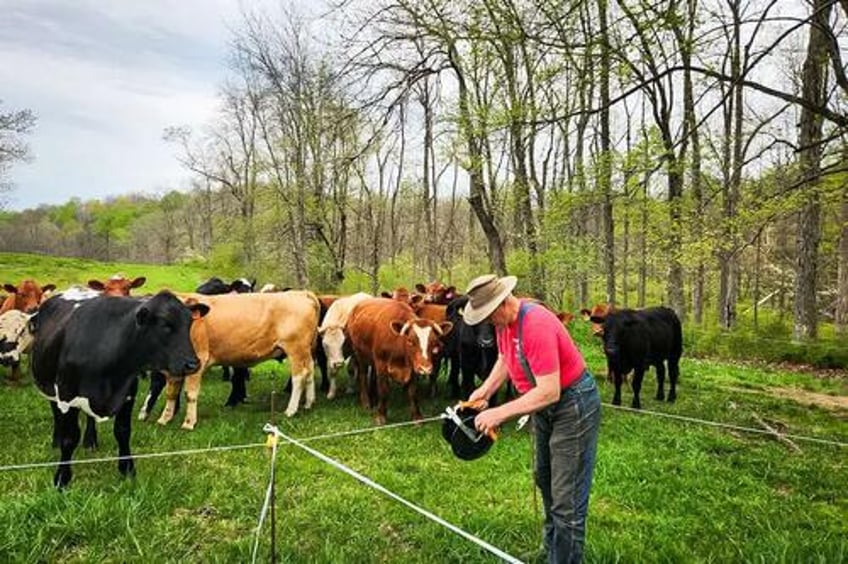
[532,370,601,564]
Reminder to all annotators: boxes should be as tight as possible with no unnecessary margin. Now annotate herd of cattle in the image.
[0,276,682,487]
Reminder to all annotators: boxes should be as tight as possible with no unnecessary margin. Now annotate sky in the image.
[0,0,262,211]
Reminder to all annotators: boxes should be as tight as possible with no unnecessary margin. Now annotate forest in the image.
[1,0,847,343]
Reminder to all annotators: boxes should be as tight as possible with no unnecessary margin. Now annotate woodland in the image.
[2,0,848,343]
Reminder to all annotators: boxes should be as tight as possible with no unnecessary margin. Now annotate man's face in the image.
[485,299,509,327]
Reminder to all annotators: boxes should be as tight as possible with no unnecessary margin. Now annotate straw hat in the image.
[462,274,517,325]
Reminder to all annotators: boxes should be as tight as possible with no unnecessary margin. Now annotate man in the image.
[464,274,601,564]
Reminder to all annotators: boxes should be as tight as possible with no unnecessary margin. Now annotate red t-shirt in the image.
[496,301,586,394]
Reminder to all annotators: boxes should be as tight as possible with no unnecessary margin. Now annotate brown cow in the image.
[580,303,616,337]
[346,298,452,425]
[415,281,459,305]
[156,291,320,429]
[1,280,57,314]
[88,274,146,296]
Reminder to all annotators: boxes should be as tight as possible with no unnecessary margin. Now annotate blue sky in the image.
[0,0,252,210]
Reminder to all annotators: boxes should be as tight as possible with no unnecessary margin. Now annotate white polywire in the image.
[252,435,278,564]
[263,424,525,564]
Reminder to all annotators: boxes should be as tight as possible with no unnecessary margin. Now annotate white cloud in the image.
[0,0,244,210]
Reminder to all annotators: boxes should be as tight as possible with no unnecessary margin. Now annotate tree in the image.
[0,101,36,208]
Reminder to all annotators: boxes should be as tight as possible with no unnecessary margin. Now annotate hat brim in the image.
[462,275,517,325]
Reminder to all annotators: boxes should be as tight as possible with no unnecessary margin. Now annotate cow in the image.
[380,286,412,303]
[444,296,498,400]
[580,303,615,337]
[318,292,372,399]
[0,310,34,383]
[87,275,146,296]
[1,279,57,315]
[154,290,320,429]
[588,306,682,409]
[28,290,208,487]
[196,276,256,383]
[0,279,56,381]
[346,298,452,425]
[415,281,459,305]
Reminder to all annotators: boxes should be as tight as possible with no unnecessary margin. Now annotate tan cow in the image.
[156,291,320,429]
[88,274,146,296]
[318,292,372,399]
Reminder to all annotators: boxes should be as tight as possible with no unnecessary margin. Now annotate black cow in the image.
[589,306,682,409]
[445,296,498,401]
[30,291,208,487]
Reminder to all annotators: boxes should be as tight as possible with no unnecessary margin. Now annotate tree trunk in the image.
[598,0,615,304]
[793,0,832,340]
[837,180,848,335]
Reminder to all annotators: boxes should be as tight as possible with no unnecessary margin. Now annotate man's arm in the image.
[474,371,560,435]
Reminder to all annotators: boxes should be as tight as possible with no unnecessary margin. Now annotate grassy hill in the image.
[0,252,214,293]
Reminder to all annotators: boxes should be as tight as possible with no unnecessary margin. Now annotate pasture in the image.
[0,254,846,562]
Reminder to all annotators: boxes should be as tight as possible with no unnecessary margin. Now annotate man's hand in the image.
[474,407,503,436]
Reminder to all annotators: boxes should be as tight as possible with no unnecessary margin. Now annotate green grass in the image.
[0,252,846,562]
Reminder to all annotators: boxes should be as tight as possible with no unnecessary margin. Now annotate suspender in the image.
[515,301,537,388]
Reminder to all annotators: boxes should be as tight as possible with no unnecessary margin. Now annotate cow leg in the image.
[115,379,137,478]
[285,356,315,417]
[82,415,98,450]
[51,401,62,448]
[611,369,623,406]
[655,362,666,401]
[428,355,442,399]
[181,373,203,430]
[221,365,231,382]
[54,406,81,489]
[668,359,679,403]
[316,345,329,394]
[139,371,176,421]
[7,362,22,384]
[356,357,372,410]
[631,368,645,409]
[225,367,248,407]
[406,377,422,423]
[375,374,389,426]
[327,365,339,400]
[447,353,461,399]
[460,358,477,400]
[157,376,184,425]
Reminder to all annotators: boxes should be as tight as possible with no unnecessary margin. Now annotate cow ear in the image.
[409,295,424,308]
[437,321,454,336]
[415,283,426,293]
[589,315,605,324]
[250,278,257,290]
[188,302,210,319]
[390,320,406,336]
[380,291,392,298]
[88,280,105,291]
[445,286,456,299]
[130,277,146,289]
[580,309,591,320]
[42,284,56,293]
[4,284,17,294]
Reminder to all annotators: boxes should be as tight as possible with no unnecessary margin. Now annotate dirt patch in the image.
[725,385,848,412]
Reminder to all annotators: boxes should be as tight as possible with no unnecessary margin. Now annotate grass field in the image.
[0,253,846,562]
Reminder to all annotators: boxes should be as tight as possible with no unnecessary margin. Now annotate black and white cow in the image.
[445,296,498,401]
[29,290,208,487]
[589,306,682,409]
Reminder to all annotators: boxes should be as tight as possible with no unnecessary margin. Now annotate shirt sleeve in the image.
[522,309,560,377]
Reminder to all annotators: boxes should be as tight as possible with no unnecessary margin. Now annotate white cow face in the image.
[320,325,347,370]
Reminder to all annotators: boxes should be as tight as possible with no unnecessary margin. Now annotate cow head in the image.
[195,277,230,295]
[556,311,575,326]
[135,291,210,377]
[0,310,34,366]
[3,280,57,313]
[390,318,453,376]
[229,278,256,293]
[319,323,347,371]
[580,303,615,337]
[381,286,411,303]
[415,281,458,305]
[88,274,146,297]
